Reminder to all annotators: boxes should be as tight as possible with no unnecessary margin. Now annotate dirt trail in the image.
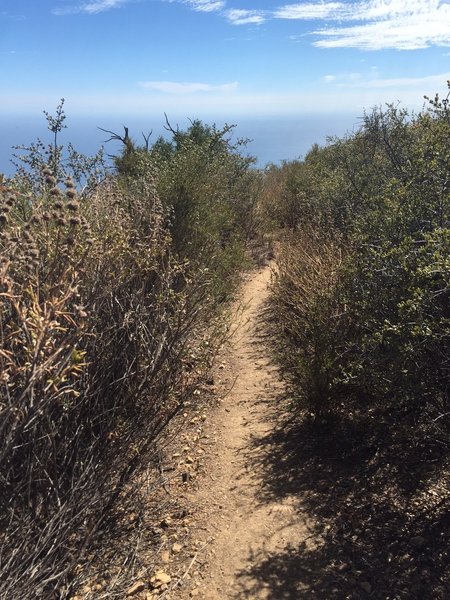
[175,265,315,599]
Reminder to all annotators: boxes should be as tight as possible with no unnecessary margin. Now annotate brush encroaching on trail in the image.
[174,265,316,599]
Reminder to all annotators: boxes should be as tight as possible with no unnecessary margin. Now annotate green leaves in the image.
[270,83,450,428]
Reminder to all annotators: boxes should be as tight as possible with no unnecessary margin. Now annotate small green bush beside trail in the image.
[115,118,263,301]
[269,85,450,434]
[0,110,260,597]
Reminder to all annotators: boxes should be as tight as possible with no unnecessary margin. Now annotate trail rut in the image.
[175,265,315,599]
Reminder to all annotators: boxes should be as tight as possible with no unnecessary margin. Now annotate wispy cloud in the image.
[164,0,225,13]
[52,0,128,15]
[138,80,238,93]
[275,2,346,20]
[276,0,450,50]
[51,0,450,50]
[226,8,266,25]
[183,0,225,12]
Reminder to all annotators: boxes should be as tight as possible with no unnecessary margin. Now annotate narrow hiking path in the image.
[172,265,316,599]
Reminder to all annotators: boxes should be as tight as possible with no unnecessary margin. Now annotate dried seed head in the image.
[45,175,57,186]
[42,212,51,222]
[66,235,75,245]
[57,217,66,226]
[66,188,77,199]
[0,214,8,224]
[69,216,81,226]
[65,177,75,189]
[31,215,41,225]
[80,216,91,232]
[28,248,39,259]
[50,187,61,196]
[42,166,53,177]
[67,201,79,212]
[54,200,64,209]
[6,196,15,207]
[23,231,33,243]
[86,238,94,245]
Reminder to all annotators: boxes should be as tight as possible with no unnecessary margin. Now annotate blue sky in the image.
[1,0,449,121]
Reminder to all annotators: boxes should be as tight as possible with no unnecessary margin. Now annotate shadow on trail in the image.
[235,314,450,599]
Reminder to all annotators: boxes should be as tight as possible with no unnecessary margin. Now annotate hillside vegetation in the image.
[264,85,450,595]
[0,83,449,597]
[0,108,261,598]
[267,87,449,429]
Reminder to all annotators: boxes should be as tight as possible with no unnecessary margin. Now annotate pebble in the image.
[126,580,146,596]
[151,571,172,587]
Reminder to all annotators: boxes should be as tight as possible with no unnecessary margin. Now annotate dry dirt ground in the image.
[165,264,317,599]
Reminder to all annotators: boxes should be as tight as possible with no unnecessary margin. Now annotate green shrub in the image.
[116,118,262,301]
[270,83,450,432]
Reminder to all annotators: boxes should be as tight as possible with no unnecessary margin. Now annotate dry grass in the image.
[271,229,347,417]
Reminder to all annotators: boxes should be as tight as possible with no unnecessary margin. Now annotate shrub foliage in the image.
[269,85,450,432]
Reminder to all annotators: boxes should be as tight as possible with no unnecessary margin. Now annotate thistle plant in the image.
[12,99,108,195]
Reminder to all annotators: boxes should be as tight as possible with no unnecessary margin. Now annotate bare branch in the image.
[98,126,132,150]
[142,131,152,152]
[163,113,180,139]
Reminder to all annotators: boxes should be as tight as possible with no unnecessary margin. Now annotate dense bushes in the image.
[0,111,258,597]
[273,230,347,416]
[116,119,262,300]
[270,85,450,433]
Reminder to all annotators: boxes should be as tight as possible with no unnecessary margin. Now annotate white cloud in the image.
[183,0,225,12]
[138,80,239,93]
[52,0,450,49]
[275,0,450,50]
[83,0,125,13]
[226,9,266,25]
[52,0,128,15]
[315,10,450,50]
[275,2,346,20]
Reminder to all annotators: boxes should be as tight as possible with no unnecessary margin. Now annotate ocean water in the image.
[0,113,359,177]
